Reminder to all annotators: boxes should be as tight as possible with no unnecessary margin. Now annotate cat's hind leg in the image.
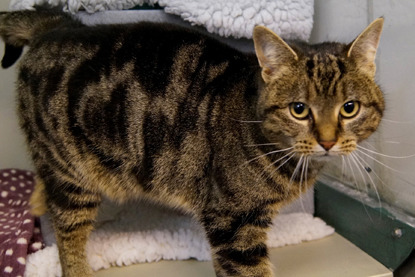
[39,170,101,277]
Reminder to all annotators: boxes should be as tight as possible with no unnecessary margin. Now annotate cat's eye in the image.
[289,102,310,120]
[340,101,360,118]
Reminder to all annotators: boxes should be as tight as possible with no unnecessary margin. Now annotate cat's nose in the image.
[319,140,336,151]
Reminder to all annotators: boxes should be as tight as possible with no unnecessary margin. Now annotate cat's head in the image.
[252,18,385,160]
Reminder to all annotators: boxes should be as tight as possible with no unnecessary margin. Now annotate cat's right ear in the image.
[253,26,298,82]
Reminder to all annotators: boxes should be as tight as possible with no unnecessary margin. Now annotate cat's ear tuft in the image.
[347,17,384,77]
[253,26,298,82]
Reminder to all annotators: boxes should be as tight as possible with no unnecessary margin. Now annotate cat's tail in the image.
[0,8,82,68]
[29,177,48,217]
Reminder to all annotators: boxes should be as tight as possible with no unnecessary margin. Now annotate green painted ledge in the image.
[315,176,415,271]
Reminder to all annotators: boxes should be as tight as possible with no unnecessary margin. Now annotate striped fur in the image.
[1,10,384,277]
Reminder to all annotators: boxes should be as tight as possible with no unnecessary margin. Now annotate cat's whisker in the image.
[229,118,263,124]
[274,152,296,172]
[299,156,305,186]
[353,153,415,196]
[298,156,309,213]
[345,155,375,222]
[239,120,263,123]
[344,156,363,192]
[244,142,281,147]
[289,154,304,186]
[350,152,382,206]
[360,141,378,151]
[364,136,415,147]
[241,146,294,167]
[305,156,310,212]
[340,156,346,183]
[255,151,295,183]
[349,153,369,192]
[357,144,415,159]
[256,152,296,185]
[352,152,383,205]
[355,148,408,174]
[345,155,367,193]
[367,140,415,147]
[381,118,415,124]
[381,177,415,195]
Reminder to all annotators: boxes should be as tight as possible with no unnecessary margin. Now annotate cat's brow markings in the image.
[307,54,345,97]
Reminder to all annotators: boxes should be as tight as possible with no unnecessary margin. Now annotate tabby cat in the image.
[0,9,384,277]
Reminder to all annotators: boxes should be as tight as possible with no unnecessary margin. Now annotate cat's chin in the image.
[311,151,352,163]
[311,153,337,162]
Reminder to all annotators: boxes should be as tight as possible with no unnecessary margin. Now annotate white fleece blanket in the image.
[25,198,334,276]
[10,0,314,40]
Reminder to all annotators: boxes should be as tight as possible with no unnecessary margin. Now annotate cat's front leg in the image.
[201,209,274,277]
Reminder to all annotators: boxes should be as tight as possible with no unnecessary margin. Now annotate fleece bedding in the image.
[10,0,314,40]
[27,201,334,276]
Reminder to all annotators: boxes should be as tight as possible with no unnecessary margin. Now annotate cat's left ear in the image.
[253,26,298,82]
[347,17,384,77]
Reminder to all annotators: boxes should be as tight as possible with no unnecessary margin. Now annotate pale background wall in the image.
[1,1,415,215]
[0,1,33,170]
